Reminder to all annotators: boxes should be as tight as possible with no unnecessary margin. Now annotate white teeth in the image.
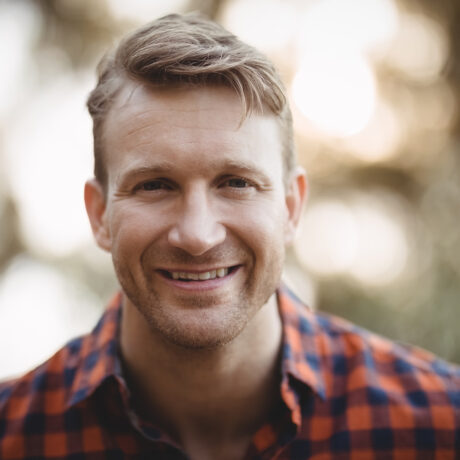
[169,268,230,281]
[217,268,228,277]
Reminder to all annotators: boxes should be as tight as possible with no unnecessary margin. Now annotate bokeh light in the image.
[296,201,357,276]
[221,0,296,53]
[106,0,189,22]
[290,0,399,138]
[292,53,377,137]
[0,256,101,379]
[297,0,398,55]
[386,11,449,83]
[296,194,409,286]
[4,75,95,257]
[342,101,402,162]
[348,203,408,285]
[0,2,40,118]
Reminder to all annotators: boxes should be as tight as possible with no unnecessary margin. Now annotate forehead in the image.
[107,82,245,136]
[102,83,283,180]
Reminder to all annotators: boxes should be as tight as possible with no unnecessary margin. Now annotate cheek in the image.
[224,199,288,253]
[108,205,167,254]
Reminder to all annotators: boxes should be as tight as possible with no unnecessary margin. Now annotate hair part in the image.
[87,13,295,189]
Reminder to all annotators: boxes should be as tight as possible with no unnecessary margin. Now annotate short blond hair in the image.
[87,13,294,186]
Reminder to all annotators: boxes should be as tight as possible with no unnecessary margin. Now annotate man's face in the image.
[86,83,305,349]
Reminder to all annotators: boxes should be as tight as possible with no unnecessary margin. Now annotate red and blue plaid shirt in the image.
[1,286,459,459]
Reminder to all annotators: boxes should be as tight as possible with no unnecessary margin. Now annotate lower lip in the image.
[156,267,241,291]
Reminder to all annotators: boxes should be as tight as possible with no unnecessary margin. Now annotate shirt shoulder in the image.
[315,308,460,386]
[279,287,460,422]
[0,293,122,421]
[0,334,87,417]
[279,287,460,458]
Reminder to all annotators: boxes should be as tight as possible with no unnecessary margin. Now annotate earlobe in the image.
[84,179,112,252]
[284,167,308,245]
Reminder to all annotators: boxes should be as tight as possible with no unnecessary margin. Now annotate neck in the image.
[119,294,283,451]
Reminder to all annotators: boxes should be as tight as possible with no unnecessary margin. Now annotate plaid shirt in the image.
[1,286,459,459]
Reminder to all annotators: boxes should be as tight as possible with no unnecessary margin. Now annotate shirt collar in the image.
[67,286,327,411]
[278,285,327,400]
[67,292,124,408]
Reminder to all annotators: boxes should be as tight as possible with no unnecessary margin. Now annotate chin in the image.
[145,306,251,350]
[148,319,246,350]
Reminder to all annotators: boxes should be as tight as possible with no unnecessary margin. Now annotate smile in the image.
[159,266,239,281]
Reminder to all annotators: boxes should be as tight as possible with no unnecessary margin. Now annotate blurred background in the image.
[0,0,459,379]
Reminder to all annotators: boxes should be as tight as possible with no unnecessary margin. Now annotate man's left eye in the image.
[226,178,251,188]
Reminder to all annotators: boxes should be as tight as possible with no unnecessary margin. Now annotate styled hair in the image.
[87,13,294,187]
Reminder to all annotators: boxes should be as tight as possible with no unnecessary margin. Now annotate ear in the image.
[84,179,112,252]
[284,166,308,245]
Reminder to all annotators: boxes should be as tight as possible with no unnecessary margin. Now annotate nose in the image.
[168,186,226,256]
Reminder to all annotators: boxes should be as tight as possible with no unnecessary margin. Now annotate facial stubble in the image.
[115,248,285,350]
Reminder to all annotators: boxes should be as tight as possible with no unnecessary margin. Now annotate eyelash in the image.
[136,179,173,192]
[220,177,255,189]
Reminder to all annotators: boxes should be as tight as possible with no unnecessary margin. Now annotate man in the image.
[0,13,459,460]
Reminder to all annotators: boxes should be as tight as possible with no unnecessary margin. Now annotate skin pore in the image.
[84,83,307,459]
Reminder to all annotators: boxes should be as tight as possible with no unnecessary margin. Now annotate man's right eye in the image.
[138,180,171,191]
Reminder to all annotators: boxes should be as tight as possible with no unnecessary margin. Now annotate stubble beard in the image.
[115,265,283,351]
[121,276,269,350]
[114,243,285,350]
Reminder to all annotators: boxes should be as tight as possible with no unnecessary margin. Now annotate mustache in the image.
[143,245,248,267]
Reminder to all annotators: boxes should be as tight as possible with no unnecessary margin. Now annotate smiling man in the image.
[1,13,459,460]
[92,84,296,353]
